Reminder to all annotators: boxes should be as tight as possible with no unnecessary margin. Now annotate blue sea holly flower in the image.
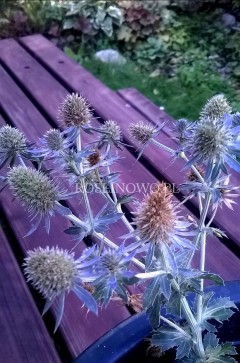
[7,166,74,235]
[36,129,73,159]
[133,183,195,268]
[129,121,165,159]
[59,93,92,128]
[200,94,232,121]
[23,246,98,331]
[188,115,240,174]
[93,245,136,305]
[172,118,193,150]
[95,120,124,150]
[0,125,34,168]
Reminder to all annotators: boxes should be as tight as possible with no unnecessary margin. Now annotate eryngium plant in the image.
[1,93,240,362]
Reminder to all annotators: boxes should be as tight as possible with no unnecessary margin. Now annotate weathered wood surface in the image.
[19,35,240,255]
[0,39,238,281]
[0,226,61,363]
[0,35,239,363]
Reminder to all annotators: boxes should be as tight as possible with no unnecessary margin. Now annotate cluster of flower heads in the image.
[2,91,240,346]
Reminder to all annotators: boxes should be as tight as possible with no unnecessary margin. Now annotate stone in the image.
[94,49,126,65]
[222,13,236,28]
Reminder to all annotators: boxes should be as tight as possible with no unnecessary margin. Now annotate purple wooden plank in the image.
[117,88,240,251]
[0,114,5,123]
[5,36,239,281]
[0,37,238,279]
[17,35,240,256]
[0,227,61,363]
[18,35,240,252]
[0,71,130,358]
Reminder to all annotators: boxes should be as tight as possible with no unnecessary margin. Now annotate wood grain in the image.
[0,226,61,363]
[18,35,240,253]
[17,35,240,274]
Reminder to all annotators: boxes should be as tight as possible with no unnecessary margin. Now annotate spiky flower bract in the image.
[97,120,122,149]
[24,246,78,299]
[59,93,92,127]
[189,115,240,173]
[129,121,157,145]
[23,246,98,331]
[200,95,232,120]
[0,125,27,151]
[174,118,193,148]
[8,166,58,214]
[232,112,240,127]
[134,183,175,244]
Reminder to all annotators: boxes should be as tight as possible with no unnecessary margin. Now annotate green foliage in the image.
[116,0,168,44]
[22,0,64,32]
[61,0,122,39]
[65,46,240,120]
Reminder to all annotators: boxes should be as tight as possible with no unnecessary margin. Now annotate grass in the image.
[65,47,240,121]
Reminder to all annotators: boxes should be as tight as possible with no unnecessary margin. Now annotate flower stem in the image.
[151,140,206,185]
[186,193,211,268]
[197,231,207,324]
[77,130,94,229]
[151,138,175,154]
[161,250,205,359]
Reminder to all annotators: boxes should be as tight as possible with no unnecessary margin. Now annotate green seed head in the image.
[8,166,58,214]
[200,95,232,120]
[44,129,64,151]
[24,247,78,298]
[0,125,27,151]
[59,93,92,127]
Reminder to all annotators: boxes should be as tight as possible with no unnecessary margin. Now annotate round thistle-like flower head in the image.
[200,94,232,120]
[129,121,156,144]
[101,120,121,141]
[191,117,233,161]
[43,129,64,151]
[0,125,27,151]
[8,166,58,214]
[24,247,78,298]
[59,93,92,127]
[101,251,122,273]
[134,183,175,244]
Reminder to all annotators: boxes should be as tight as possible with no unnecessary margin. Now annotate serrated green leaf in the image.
[202,296,236,326]
[203,332,219,349]
[151,326,191,359]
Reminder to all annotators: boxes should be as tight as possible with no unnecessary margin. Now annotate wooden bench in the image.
[0,35,239,363]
